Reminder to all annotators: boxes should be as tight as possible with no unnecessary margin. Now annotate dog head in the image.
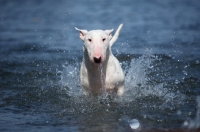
[75,28,113,64]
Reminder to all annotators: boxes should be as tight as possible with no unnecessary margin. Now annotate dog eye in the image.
[88,39,92,42]
[102,38,106,42]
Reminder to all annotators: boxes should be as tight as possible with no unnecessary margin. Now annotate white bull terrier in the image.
[75,24,124,96]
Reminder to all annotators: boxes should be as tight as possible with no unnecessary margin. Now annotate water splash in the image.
[54,53,189,130]
[59,54,183,106]
[59,62,82,97]
[183,96,200,129]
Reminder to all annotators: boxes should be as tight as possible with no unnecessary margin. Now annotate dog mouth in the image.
[93,57,102,63]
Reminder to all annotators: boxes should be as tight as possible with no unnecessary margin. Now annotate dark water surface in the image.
[0,0,200,131]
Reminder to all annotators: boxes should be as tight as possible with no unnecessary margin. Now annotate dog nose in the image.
[93,57,101,63]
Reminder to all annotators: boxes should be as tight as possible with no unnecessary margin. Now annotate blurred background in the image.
[0,0,200,131]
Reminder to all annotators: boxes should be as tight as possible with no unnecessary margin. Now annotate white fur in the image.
[75,24,124,96]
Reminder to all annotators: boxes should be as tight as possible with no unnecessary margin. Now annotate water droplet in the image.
[174,79,180,84]
[81,109,86,113]
[183,120,189,126]
[65,12,71,15]
[149,65,154,69]
[177,110,182,115]
[129,119,140,130]
[196,60,199,64]
[116,49,119,54]
[69,71,73,74]
[182,70,188,76]
[184,65,188,68]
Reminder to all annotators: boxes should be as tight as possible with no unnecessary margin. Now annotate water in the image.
[0,0,200,131]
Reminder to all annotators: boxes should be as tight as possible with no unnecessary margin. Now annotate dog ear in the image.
[75,27,88,41]
[105,29,114,40]
[109,24,123,47]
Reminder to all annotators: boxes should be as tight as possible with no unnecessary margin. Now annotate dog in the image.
[75,24,124,96]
